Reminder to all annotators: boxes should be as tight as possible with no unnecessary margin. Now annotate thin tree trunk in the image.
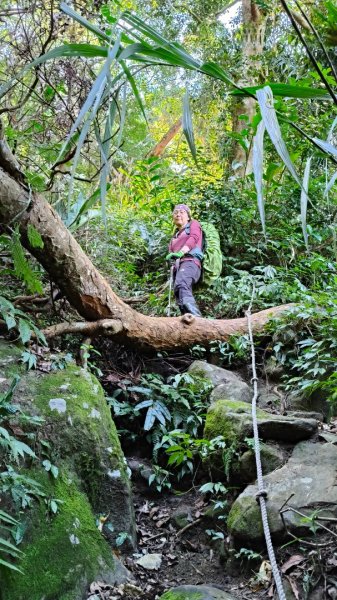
[147,117,182,158]
[0,164,290,351]
[230,0,267,177]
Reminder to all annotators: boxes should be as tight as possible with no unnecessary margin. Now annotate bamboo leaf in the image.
[122,12,201,69]
[0,557,23,573]
[182,90,197,162]
[327,115,337,143]
[120,61,147,123]
[0,45,109,101]
[301,156,312,249]
[57,40,119,165]
[60,2,110,42]
[97,97,118,225]
[324,170,337,196]
[256,86,302,188]
[200,62,232,85]
[312,137,337,158]
[252,120,266,236]
[232,83,331,99]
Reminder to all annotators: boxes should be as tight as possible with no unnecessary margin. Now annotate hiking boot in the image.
[182,301,202,317]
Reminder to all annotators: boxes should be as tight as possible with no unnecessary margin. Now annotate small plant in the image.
[0,295,46,357]
[235,547,263,562]
[0,509,24,573]
[148,465,172,492]
[206,529,225,541]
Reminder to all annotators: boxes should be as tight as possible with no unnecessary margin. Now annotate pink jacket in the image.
[169,220,203,266]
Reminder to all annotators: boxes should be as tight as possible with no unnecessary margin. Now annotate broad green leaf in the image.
[18,319,32,345]
[0,427,10,440]
[144,407,156,430]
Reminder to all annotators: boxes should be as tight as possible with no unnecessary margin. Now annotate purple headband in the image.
[173,204,191,216]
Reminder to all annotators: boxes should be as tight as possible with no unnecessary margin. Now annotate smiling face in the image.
[173,208,189,229]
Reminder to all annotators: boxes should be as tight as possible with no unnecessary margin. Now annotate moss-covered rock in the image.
[239,443,286,483]
[159,585,237,600]
[0,469,128,600]
[228,441,337,544]
[226,495,263,542]
[0,340,136,598]
[2,345,135,548]
[204,398,317,445]
[188,361,251,404]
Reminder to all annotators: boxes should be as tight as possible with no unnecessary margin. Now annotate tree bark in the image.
[0,164,290,351]
[230,0,267,177]
[147,117,182,158]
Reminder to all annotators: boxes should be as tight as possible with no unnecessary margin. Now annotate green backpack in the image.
[199,221,223,286]
[185,220,223,285]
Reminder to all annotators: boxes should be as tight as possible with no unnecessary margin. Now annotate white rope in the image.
[167,265,174,317]
[246,282,286,600]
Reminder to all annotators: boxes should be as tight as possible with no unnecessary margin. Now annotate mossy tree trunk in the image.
[0,162,290,351]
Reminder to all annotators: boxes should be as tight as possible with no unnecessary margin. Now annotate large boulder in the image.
[0,469,130,600]
[0,341,135,598]
[160,585,238,600]
[188,361,252,404]
[239,442,286,483]
[227,441,337,543]
[204,399,318,445]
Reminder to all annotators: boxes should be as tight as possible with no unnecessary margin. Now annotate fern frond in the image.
[27,225,44,249]
[11,229,43,294]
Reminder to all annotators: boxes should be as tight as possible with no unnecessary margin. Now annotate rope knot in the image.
[255,489,268,502]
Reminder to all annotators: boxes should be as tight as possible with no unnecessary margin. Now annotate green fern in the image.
[27,224,44,249]
[11,228,43,294]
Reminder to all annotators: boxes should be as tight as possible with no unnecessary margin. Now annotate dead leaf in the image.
[149,506,160,519]
[286,575,300,600]
[281,554,305,573]
[156,517,170,528]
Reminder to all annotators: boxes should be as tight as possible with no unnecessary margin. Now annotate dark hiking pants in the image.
[174,260,201,310]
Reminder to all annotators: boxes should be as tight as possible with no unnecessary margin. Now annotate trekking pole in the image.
[167,264,174,317]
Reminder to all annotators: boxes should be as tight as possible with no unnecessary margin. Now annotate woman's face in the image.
[173,208,189,228]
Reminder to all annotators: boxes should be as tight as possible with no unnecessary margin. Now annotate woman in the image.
[166,204,203,316]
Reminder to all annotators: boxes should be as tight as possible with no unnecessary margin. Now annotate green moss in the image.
[0,341,24,379]
[227,496,263,540]
[25,365,129,503]
[204,399,274,444]
[0,469,116,600]
[204,400,241,443]
[160,592,203,600]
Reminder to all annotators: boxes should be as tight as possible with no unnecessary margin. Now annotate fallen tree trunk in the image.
[0,164,292,351]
